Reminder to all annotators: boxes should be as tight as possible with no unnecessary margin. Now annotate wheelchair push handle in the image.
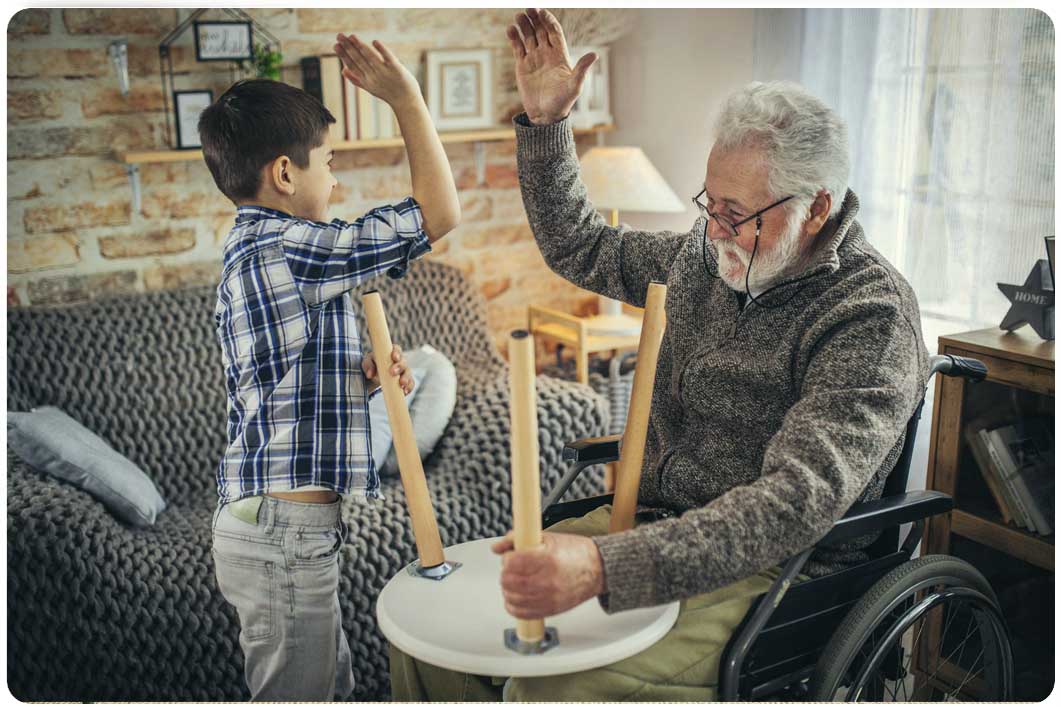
[930,353,988,383]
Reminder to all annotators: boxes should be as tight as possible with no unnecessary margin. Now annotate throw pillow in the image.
[7,406,167,527]
[368,366,425,471]
[380,344,458,476]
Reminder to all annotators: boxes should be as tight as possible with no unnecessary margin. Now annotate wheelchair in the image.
[541,353,1013,701]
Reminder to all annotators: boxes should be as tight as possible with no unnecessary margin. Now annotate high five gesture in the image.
[506,9,597,125]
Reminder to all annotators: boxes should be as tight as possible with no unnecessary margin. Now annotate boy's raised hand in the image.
[362,345,415,396]
[335,33,461,244]
[334,34,420,108]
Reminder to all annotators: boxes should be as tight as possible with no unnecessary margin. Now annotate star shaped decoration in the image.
[998,259,1054,340]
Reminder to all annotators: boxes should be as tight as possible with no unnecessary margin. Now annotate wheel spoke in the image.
[934,600,960,672]
[925,617,978,696]
[929,617,976,680]
[948,647,985,700]
[948,618,978,672]
[820,565,1008,704]
[885,673,899,701]
[900,616,923,686]
[879,600,995,702]
[908,613,927,671]
[895,620,930,702]
[898,658,912,701]
[900,614,927,701]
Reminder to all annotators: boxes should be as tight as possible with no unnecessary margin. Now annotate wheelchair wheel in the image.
[809,555,1012,701]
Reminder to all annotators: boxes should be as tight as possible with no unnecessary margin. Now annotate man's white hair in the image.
[713,81,850,220]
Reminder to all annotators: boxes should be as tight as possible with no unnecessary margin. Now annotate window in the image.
[755,9,1054,345]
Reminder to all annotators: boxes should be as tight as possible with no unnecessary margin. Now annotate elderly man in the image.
[390,8,928,701]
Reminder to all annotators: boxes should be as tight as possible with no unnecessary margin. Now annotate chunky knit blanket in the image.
[7,261,608,701]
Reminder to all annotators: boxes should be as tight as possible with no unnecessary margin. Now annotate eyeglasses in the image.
[692,188,794,239]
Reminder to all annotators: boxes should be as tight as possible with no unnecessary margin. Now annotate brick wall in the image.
[6,8,600,355]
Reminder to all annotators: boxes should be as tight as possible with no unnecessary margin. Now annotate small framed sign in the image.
[193,20,253,62]
[173,90,213,149]
[425,49,493,131]
[1046,236,1055,287]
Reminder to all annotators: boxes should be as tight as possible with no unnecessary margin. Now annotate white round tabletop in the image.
[376,537,680,677]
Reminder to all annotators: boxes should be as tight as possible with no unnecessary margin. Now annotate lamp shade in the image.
[579,146,686,214]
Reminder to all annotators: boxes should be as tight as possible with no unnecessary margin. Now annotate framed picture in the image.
[193,20,253,62]
[425,49,493,131]
[173,90,213,149]
[569,45,612,129]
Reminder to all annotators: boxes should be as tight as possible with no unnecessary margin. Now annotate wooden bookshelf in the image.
[924,328,1054,556]
[117,124,614,164]
[918,326,1054,700]
[950,508,1053,570]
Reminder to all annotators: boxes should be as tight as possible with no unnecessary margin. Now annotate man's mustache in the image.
[714,240,750,266]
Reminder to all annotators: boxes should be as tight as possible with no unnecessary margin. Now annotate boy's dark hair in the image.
[198,79,336,203]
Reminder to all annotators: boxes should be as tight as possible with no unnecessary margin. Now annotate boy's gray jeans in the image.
[211,495,355,701]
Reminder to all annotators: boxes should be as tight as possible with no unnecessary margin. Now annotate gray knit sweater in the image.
[514,114,929,613]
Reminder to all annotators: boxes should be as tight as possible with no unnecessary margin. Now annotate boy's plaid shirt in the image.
[214,198,431,503]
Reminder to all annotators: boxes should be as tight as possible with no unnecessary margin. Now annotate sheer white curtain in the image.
[755,8,1055,347]
[754,9,1054,492]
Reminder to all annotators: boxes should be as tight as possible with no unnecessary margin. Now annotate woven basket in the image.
[542,351,637,436]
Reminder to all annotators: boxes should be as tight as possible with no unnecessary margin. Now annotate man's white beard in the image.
[713,213,804,293]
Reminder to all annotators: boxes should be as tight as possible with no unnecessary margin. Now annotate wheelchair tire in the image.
[809,555,1012,701]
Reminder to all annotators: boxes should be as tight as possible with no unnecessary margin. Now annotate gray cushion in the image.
[366,345,458,477]
[7,406,166,527]
[381,344,458,476]
[367,366,425,470]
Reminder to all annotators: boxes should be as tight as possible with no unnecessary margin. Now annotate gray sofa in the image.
[7,260,608,701]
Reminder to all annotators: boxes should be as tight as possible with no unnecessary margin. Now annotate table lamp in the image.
[578,146,686,335]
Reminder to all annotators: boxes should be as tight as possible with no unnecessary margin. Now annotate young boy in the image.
[199,33,460,701]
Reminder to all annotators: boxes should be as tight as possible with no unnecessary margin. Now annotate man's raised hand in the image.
[506,8,597,126]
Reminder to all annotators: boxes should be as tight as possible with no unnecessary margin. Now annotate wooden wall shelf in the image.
[118,124,614,165]
[950,509,1054,571]
[117,123,613,213]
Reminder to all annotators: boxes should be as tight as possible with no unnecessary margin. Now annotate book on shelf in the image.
[301,56,345,144]
[964,419,1019,526]
[356,85,376,140]
[988,419,1054,536]
[341,75,357,141]
[376,98,392,139]
[375,97,398,139]
[981,426,1038,532]
[300,57,323,103]
[343,87,401,142]
[319,56,346,144]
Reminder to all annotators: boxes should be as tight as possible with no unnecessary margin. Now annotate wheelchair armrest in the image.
[820,490,953,545]
[562,434,622,464]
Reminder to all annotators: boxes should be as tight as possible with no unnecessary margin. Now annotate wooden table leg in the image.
[604,462,617,493]
[363,291,446,569]
[609,282,667,534]
[508,329,545,643]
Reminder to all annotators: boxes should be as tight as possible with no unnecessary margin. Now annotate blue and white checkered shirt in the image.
[214,197,431,503]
